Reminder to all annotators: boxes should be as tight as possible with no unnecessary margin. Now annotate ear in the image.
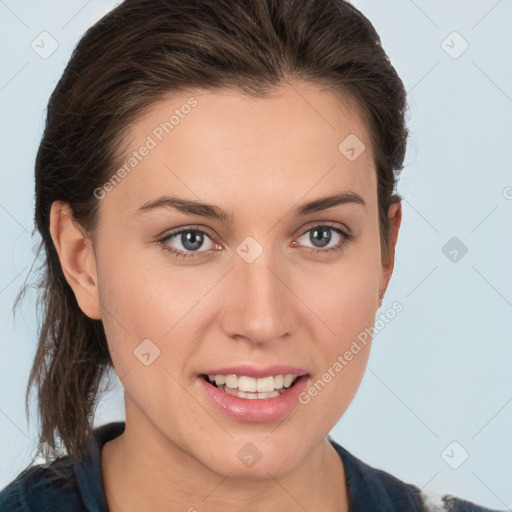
[378,201,402,308]
[49,200,102,320]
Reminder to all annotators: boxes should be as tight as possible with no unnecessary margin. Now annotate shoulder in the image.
[328,436,506,512]
[419,489,507,512]
[363,463,503,511]
[0,422,124,512]
[0,454,85,512]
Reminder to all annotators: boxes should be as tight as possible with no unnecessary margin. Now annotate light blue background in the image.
[0,0,511,509]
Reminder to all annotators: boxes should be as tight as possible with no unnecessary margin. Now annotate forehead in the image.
[104,81,376,218]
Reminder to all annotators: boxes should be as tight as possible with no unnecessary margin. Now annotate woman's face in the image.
[57,80,400,479]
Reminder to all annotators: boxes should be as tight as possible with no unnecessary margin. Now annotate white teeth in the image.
[256,391,279,399]
[283,374,295,388]
[225,374,238,389]
[238,375,257,392]
[206,373,300,392]
[214,375,226,386]
[273,375,284,389]
[256,376,274,393]
[222,386,281,400]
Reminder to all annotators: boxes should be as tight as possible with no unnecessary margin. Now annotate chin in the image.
[201,439,305,481]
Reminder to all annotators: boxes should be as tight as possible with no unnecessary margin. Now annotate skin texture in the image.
[49,80,401,512]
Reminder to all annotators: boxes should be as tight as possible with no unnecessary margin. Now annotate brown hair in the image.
[17,0,409,461]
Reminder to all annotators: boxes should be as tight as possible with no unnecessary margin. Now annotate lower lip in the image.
[197,375,309,423]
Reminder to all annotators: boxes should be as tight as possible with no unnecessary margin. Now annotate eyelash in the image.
[157,222,354,259]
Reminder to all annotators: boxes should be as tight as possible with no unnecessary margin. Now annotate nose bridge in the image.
[222,243,292,343]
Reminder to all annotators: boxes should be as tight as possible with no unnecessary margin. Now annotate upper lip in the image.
[200,364,309,379]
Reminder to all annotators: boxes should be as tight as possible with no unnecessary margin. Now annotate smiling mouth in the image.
[199,373,305,400]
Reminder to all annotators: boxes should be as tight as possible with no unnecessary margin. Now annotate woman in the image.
[0,0,505,510]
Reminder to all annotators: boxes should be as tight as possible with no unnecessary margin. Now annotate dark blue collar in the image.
[74,421,125,511]
[328,434,425,511]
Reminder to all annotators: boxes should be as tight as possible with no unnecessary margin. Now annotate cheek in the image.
[306,267,378,377]
[97,241,195,332]
[95,253,195,419]
[293,237,381,403]
[298,240,381,340]
[297,277,378,429]
[94,243,168,372]
[95,242,220,380]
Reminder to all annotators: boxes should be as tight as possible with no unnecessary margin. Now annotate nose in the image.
[219,247,294,346]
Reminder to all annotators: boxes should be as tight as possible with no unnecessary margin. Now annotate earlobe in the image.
[378,201,402,307]
[49,200,102,320]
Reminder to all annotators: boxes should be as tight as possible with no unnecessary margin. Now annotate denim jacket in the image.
[0,422,505,511]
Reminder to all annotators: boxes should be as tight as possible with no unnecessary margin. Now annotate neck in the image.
[101,397,349,512]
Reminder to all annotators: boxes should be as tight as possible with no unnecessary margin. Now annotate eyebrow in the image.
[135,191,365,222]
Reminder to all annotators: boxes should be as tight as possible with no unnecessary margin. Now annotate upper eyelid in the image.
[297,221,349,236]
[164,221,348,237]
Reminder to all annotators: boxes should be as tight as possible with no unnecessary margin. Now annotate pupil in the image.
[311,227,331,248]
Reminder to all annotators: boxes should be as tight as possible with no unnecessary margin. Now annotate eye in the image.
[157,227,220,259]
[293,223,354,255]
[157,222,354,260]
